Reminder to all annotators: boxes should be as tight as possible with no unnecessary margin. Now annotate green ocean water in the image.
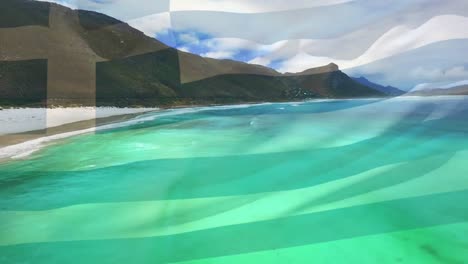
[1,97,468,263]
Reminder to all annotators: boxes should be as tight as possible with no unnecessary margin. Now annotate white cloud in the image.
[178,33,200,45]
[127,12,171,37]
[248,57,271,66]
[200,51,236,59]
[277,53,336,73]
[410,66,468,83]
[170,0,355,13]
[202,38,265,51]
[169,0,456,44]
[440,80,468,88]
[351,15,468,67]
[412,83,439,91]
[413,79,468,91]
[346,39,468,89]
[253,15,468,73]
[445,66,468,78]
[178,46,190,52]
[156,13,468,75]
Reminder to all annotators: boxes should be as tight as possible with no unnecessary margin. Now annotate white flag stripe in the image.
[176,15,468,72]
[1,151,468,246]
[35,0,468,89]
[38,0,170,21]
[172,222,468,264]
[170,0,355,13]
[274,15,468,73]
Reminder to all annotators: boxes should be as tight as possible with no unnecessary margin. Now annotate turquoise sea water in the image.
[1,97,468,263]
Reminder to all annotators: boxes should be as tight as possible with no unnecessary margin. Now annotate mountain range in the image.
[1,0,392,107]
[352,77,405,96]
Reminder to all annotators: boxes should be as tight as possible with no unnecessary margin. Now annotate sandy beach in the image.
[0,102,278,161]
[0,107,158,160]
[0,96,454,161]
[0,107,159,135]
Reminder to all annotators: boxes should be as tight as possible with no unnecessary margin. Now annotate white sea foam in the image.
[0,107,159,135]
[0,103,268,160]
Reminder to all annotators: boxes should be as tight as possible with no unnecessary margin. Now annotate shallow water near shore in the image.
[1,96,468,263]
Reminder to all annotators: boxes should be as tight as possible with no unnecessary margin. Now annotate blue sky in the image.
[39,0,468,90]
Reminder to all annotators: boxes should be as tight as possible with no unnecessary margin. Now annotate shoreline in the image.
[0,111,154,148]
[0,100,305,161]
[0,103,271,162]
[1,95,464,162]
[0,109,159,163]
[0,107,159,135]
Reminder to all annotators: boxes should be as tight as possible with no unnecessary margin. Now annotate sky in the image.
[38,0,468,91]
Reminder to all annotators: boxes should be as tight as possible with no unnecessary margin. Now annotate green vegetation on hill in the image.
[96,50,383,107]
[0,0,50,28]
[0,59,47,106]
